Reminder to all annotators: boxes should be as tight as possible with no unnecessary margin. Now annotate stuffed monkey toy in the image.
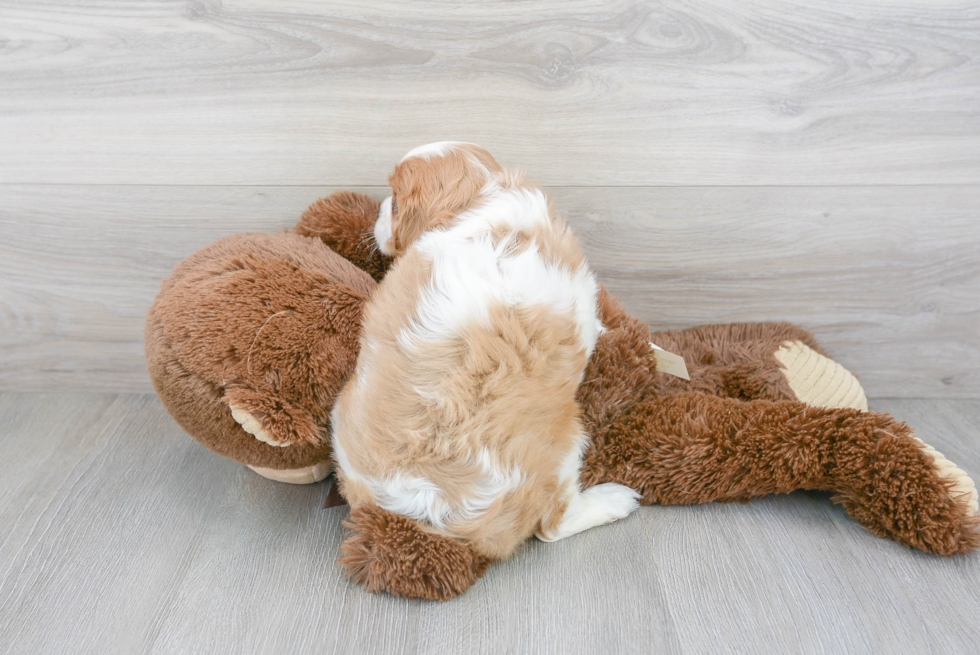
[145,191,979,601]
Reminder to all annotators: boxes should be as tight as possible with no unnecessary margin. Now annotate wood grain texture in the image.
[565,185,980,399]
[0,393,978,654]
[2,184,977,397]
[1,0,979,185]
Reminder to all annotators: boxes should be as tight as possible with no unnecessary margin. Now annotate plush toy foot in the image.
[246,461,332,484]
[832,427,979,555]
[913,438,979,515]
[774,341,868,411]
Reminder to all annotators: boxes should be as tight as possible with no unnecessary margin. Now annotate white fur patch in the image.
[399,141,468,163]
[377,449,524,530]
[398,187,601,358]
[375,196,395,256]
[332,410,524,530]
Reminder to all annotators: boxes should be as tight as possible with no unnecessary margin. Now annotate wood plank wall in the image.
[1,1,978,396]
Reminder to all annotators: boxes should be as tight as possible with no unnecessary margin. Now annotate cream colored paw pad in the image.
[914,438,979,516]
[774,341,868,411]
[230,406,290,447]
[247,461,333,485]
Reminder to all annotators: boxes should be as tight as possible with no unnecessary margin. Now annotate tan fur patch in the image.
[386,148,495,255]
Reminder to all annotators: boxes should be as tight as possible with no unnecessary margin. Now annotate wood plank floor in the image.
[1,393,978,654]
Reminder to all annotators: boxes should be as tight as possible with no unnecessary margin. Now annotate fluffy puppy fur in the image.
[331,143,640,559]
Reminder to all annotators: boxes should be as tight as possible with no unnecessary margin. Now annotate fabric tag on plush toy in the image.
[649,342,690,380]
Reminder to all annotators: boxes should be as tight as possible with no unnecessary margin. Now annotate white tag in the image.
[649,342,690,381]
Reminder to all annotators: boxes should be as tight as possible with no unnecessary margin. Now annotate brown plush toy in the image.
[145,191,980,601]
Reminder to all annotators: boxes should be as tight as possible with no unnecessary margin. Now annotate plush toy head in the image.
[145,192,387,483]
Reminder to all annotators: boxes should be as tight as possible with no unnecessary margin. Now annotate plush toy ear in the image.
[295,191,393,282]
[339,505,493,601]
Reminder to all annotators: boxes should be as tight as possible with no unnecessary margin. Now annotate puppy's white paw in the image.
[230,406,291,447]
[582,483,642,524]
[537,483,641,542]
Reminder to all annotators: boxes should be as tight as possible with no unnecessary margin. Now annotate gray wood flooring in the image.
[1,393,979,654]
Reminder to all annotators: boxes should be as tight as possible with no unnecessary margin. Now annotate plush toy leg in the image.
[649,322,868,410]
[582,392,980,555]
[339,505,493,601]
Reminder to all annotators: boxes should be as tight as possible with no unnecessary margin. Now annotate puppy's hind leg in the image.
[536,483,641,542]
[536,428,640,542]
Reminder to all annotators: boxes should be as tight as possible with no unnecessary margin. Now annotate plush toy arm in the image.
[594,288,864,408]
[295,191,394,282]
[582,392,979,555]
[340,505,493,601]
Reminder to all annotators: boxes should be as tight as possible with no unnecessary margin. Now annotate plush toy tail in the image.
[339,505,493,601]
[583,392,980,556]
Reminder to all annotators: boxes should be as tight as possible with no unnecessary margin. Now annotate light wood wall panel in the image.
[1,0,978,185]
[1,184,977,397]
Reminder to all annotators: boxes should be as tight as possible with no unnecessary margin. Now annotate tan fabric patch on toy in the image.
[914,438,980,516]
[774,340,868,411]
[230,406,289,447]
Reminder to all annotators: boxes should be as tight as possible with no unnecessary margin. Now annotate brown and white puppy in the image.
[331,142,639,559]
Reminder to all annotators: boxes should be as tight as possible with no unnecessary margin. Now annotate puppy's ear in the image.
[387,151,492,254]
[388,163,435,256]
[457,144,503,174]
[340,505,493,601]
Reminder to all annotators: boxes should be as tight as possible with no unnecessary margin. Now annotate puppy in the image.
[331,142,639,559]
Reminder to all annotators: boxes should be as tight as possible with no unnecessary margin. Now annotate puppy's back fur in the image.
[332,145,638,558]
